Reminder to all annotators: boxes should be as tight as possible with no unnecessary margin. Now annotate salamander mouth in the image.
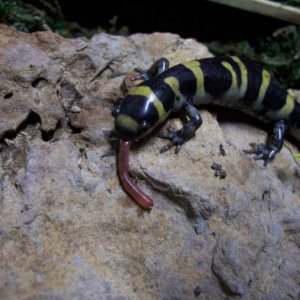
[114,117,154,140]
[114,120,140,140]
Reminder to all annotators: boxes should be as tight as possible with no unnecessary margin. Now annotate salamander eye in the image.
[139,120,151,131]
[112,105,120,117]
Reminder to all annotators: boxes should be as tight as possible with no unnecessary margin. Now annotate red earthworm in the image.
[118,139,153,209]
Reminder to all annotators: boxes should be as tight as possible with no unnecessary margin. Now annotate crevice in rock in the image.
[41,118,69,142]
[135,170,214,219]
[0,111,41,143]
[211,239,249,297]
[0,111,62,143]
[0,113,41,182]
[31,77,48,89]
[212,267,243,297]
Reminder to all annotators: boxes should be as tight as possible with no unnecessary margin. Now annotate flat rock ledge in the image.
[0,24,300,300]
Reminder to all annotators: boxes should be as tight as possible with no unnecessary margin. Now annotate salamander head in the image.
[112,92,161,140]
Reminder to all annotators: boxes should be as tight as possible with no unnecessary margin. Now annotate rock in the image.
[0,24,300,299]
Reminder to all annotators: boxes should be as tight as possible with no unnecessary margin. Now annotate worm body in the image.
[118,140,153,209]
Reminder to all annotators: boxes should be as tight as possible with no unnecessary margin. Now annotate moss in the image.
[0,0,127,38]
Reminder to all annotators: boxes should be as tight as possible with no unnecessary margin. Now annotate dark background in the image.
[56,0,287,42]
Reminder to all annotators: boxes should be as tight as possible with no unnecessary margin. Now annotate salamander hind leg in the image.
[133,57,170,81]
[243,120,288,166]
[159,102,203,154]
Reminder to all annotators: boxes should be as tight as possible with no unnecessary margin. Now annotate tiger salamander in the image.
[113,56,299,165]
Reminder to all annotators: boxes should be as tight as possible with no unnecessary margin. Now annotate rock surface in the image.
[0,24,300,300]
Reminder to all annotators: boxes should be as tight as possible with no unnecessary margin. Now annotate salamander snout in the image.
[112,100,153,140]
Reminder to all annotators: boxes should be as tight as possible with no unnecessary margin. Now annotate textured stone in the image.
[0,24,300,299]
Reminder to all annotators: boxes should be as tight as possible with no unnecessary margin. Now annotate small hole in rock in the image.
[71,126,83,134]
[4,92,13,99]
[42,130,55,142]
[32,77,48,88]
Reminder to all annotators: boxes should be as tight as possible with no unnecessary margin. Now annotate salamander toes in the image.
[243,143,276,166]
[158,129,185,154]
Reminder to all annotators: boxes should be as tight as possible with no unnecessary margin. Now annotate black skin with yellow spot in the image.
[113,56,300,166]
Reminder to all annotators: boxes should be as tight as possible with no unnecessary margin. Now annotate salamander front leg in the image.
[159,102,203,154]
[243,120,288,166]
[132,57,170,81]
